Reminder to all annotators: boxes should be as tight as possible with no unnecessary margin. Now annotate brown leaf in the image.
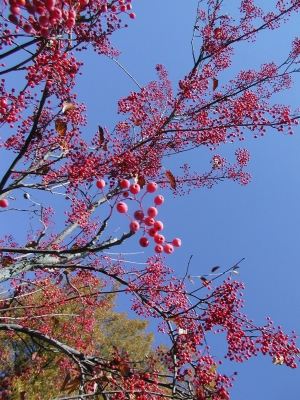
[64,377,82,394]
[61,371,71,391]
[51,316,59,328]
[212,78,218,91]
[98,125,108,150]
[31,352,38,361]
[187,275,194,284]
[25,241,38,248]
[166,170,176,190]
[119,363,131,377]
[137,175,146,188]
[201,277,209,286]
[211,266,220,273]
[1,256,14,267]
[167,141,176,149]
[19,391,26,400]
[55,119,67,136]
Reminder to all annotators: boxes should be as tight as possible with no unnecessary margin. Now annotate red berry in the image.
[26,3,36,14]
[154,245,163,253]
[40,27,50,38]
[50,7,62,19]
[123,191,129,198]
[101,4,107,11]
[154,234,165,245]
[153,220,163,231]
[154,195,164,206]
[126,4,132,9]
[80,0,89,4]
[39,15,49,27]
[133,210,144,220]
[10,5,21,14]
[147,207,157,218]
[129,12,136,18]
[163,244,174,254]
[68,9,76,18]
[129,221,140,232]
[66,18,75,28]
[116,202,128,213]
[0,199,9,208]
[121,179,130,189]
[0,98,8,108]
[148,228,157,237]
[96,179,105,189]
[36,5,46,14]
[23,24,33,33]
[120,4,126,11]
[144,217,154,226]
[129,183,140,195]
[111,4,117,11]
[139,237,149,248]
[44,0,55,10]
[172,238,181,247]
[146,182,158,193]
[8,14,19,24]
[16,0,26,6]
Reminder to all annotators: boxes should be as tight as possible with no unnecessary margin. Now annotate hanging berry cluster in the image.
[96,178,181,255]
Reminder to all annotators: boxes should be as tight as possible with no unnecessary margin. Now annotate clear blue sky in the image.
[1,1,300,399]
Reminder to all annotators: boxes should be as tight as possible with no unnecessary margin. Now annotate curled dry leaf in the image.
[212,77,219,91]
[201,277,209,286]
[98,125,109,150]
[166,170,176,189]
[137,175,146,188]
[62,101,77,114]
[1,256,14,267]
[60,371,71,391]
[55,119,67,136]
[25,240,38,248]
[211,266,220,273]
[187,275,194,284]
[31,351,38,361]
[272,355,284,365]
[119,363,131,377]
[19,391,26,400]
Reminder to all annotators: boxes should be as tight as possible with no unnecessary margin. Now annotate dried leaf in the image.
[65,377,81,394]
[233,265,240,270]
[62,101,77,114]
[31,352,38,361]
[98,125,108,150]
[166,170,176,190]
[51,316,59,328]
[232,270,239,275]
[71,243,80,250]
[211,266,220,273]
[212,78,218,91]
[25,240,38,248]
[273,355,284,365]
[119,363,131,377]
[201,277,209,286]
[134,120,142,126]
[55,119,67,136]
[187,275,194,284]
[1,256,14,267]
[137,175,146,188]
[167,141,176,149]
[56,274,63,285]
[19,391,26,400]
[61,371,71,391]
[178,328,187,335]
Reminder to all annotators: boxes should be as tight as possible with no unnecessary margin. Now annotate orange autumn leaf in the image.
[55,119,67,136]
[166,170,176,189]
[212,78,218,91]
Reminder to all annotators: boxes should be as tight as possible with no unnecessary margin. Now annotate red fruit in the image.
[111,4,117,12]
[129,183,140,195]
[101,4,107,12]
[139,237,149,248]
[50,7,62,19]
[39,15,49,27]
[26,3,36,14]
[144,217,154,226]
[116,202,128,213]
[123,191,129,198]
[10,5,21,14]
[16,0,26,6]
[44,0,55,10]
[36,5,46,14]
[66,18,75,28]
[163,244,174,254]
[146,182,158,193]
[148,228,157,237]
[129,221,140,232]
[133,210,144,220]
[172,238,181,247]
[126,4,132,9]
[147,207,157,218]
[79,0,89,4]
[68,9,76,18]
[121,179,130,189]
[155,245,163,253]
[0,98,8,108]
[129,12,136,18]
[154,234,165,245]
[0,199,9,208]
[8,14,19,24]
[40,27,50,38]
[96,179,105,189]
[23,24,33,33]
[120,4,126,11]
[154,195,164,206]
[153,220,163,231]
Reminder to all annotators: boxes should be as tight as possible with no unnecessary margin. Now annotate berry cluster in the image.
[96,179,181,255]
[7,0,135,38]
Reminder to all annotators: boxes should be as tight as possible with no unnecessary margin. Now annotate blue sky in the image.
[1,1,300,399]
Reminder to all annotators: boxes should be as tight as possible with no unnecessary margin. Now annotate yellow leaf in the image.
[55,119,67,136]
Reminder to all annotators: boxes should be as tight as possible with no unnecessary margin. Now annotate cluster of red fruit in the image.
[96,179,181,255]
[7,0,135,38]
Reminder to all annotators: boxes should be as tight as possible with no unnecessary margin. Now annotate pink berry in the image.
[120,4,126,11]
[0,199,9,208]
[154,195,164,206]
[66,18,75,28]
[172,238,181,247]
[39,15,49,27]
[126,4,132,9]
[101,4,107,11]
[148,228,157,237]
[133,210,144,220]
[164,244,174,254]
[96,179,105,189]
[8,14,19,24]
[0,98,8,108]
[68,9,76,18]
[154,234,165,245]
[129,221,140,232]
[116,202,128,213]
[16,0,26,6]
[146,182,158,193]
[23,24,33,33]
[26,3,36,14]
[50,8,62,19]
[153,220,163,231]
[129,12,136,19]
[121,179,130,189]
[147,207,157,218]
[79,0,89,5]
[10,6,21,15]
[139,237,149,248]
[44,0,55,10]
[40,27,50,38]
[144,217,154,226]
[123,191,129,198]
[111,4,117,11]
[155,245,163,253]
[36,5,46,14]
[129,183,140,195]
